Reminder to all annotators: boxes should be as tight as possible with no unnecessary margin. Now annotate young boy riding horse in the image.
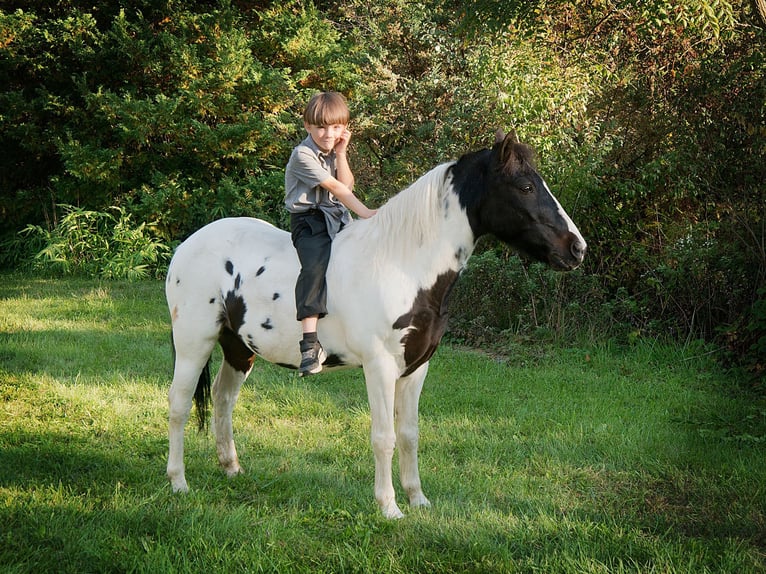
[284,92,377,375]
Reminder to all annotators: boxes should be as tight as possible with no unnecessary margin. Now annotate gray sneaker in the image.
[299,340,326,376]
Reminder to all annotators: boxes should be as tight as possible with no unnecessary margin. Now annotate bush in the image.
[20,204,171,280]
[448,247,611,346]
[722,287,766,390]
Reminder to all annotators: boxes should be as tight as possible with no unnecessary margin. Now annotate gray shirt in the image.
[284,136,351,238]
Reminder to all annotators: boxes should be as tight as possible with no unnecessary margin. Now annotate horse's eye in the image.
[521,184,534,194]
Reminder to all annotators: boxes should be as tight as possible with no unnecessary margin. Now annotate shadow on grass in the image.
[0,430,166,491]
[0,327,172,383]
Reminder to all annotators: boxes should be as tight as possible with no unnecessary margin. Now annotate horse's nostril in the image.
[571,240,586,260]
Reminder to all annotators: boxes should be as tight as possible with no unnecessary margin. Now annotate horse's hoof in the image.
[170,480,189,493]
[225,466,243,479]
[381,501,405,520]
[409,493,431,509]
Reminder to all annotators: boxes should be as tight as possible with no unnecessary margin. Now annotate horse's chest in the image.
[392,270,460,376]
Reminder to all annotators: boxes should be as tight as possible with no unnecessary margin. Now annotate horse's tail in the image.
[193,361,211,432]
[170,329,211,432]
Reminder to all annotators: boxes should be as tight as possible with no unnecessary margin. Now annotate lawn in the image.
[1,274,764,573]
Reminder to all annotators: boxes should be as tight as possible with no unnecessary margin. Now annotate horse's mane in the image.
[344,162,456,261]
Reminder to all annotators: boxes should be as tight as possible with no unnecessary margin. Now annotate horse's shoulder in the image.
[392,269,461,376]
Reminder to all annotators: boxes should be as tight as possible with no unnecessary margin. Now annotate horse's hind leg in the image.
[395,362,431,510]
[167,341,216,493]
[212,358,251,478]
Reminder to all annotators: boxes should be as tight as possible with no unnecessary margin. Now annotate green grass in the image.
[1,273,765,573]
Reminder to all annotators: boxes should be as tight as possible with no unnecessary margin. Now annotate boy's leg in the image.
[298,329,326,375]
[291,212,331,375]
[292,212,332,321]
[301,315,318,334]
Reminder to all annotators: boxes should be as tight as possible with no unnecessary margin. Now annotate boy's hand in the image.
[335,128,352,155]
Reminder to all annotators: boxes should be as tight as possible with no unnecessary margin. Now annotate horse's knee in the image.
[370,431,395,457]
[168,407,189,427]
[396,427,419,453]
[168,382,194,416]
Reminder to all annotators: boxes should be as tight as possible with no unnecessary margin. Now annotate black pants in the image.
[291,211,333,321]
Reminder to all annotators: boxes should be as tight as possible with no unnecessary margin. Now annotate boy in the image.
[284,92,376,375]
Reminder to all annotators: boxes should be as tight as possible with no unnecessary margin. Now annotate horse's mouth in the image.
[549,254,581,272]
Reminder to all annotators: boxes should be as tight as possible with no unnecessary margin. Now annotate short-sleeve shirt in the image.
[284,136,351,238]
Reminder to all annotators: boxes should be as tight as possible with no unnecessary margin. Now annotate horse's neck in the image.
[418,201,475,272]
[380,173,476,278]
[334,163,477,284]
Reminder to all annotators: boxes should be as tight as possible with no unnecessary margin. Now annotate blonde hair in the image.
[303,92,350,126]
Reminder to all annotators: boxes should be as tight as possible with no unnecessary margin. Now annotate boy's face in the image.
[305,122,347,153]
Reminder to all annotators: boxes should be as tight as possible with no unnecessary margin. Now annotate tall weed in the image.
[20,204,171,280]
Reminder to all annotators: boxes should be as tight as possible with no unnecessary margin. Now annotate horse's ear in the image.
[498,129,523,173]
[495,129,520,145]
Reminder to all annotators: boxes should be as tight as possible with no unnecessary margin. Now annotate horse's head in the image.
[456,130,586,271]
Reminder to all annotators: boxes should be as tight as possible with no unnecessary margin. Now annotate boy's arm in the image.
[320,177,376,219]
[334,129,355,190]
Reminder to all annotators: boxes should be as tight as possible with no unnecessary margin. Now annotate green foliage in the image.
[744,290,766,381]
[722,287,766,389]
[21,205,170,279]
[1,0,764,377]
[449,248,610,346]
[0,2,303,242]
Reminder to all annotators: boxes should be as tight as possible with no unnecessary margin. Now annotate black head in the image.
[452,129,586,271]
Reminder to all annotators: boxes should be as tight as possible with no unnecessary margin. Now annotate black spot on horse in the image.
[176,278,181,285]
[234,273,241,290]
[393,270,460,377]
[209,298,215,304]
[272,292,280,300]
[225,260,234,275]
[246,334,259,354]
[218,327,254,374]
[220,290,247,332]
[261,318,273,330]
[256,266,266,277]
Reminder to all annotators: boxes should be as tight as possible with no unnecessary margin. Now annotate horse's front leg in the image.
[212,359,249,478]
[363,355,402,519]
[395,362,431,510]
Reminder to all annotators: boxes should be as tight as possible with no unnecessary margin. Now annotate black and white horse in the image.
[165,130,586,518]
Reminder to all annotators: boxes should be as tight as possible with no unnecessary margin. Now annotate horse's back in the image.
[171,217,287,260]
[166,217,298,307]
[169,217,292,277]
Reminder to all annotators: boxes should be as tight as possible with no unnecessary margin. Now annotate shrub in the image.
[21,204,171,280]
[722,287,766,390]
[448,247,611,345]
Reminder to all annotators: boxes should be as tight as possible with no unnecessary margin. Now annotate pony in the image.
[165,130,586,519]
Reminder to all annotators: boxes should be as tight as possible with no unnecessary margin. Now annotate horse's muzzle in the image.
[570,238,587,265]
[549,236,586,271]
